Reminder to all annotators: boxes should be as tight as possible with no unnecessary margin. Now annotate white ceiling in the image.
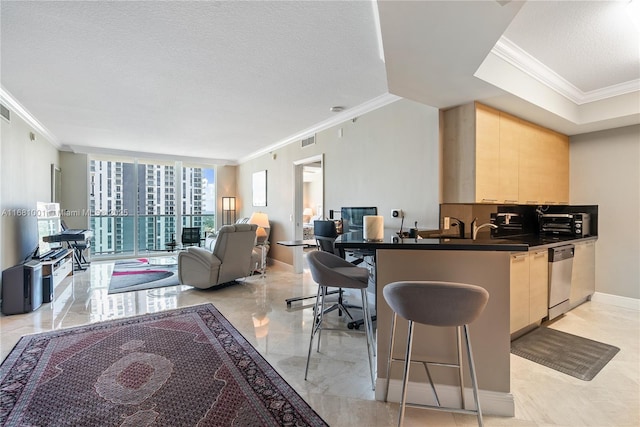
[504,1,638,93]
[1,1,638,164]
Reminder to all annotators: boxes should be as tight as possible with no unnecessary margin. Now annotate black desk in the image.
[335,229,530,252]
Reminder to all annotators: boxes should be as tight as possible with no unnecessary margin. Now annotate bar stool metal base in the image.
[384,313,484,427]
[304,285,376,390]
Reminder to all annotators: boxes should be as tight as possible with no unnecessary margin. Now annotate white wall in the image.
[1,111,59,271]
[570,124,640,299]
[238,98,440,265]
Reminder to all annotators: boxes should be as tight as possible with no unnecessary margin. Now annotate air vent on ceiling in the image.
[301,135,316,148]
[0,104,10,122]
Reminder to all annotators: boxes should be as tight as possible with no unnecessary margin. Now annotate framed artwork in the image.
[252,170,267,206]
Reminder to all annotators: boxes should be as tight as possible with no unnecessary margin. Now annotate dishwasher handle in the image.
[549,244,575,262]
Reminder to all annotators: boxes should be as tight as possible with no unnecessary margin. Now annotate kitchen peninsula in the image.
[335,230,598,416]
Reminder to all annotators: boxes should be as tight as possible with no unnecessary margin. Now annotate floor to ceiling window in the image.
[89,156,216,257]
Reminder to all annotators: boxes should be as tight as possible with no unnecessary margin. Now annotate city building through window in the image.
[89,158,216,257]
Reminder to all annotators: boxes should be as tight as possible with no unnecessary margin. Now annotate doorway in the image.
[292,154,324,272]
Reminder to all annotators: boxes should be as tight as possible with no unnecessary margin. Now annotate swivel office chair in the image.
[313,220,362,320]
[313,220,343,256]
[181,227,201,247]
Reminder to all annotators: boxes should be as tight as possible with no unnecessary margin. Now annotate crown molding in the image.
[239,92,402,164]
[580,80,640,104]
[492,36,640,106]
[1,83,399,165]
[0,86,61,146]
[64,144,236,166]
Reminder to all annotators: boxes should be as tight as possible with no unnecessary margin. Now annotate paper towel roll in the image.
[363,215,384,241]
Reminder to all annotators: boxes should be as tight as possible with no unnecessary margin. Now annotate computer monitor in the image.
[340,207,377,233]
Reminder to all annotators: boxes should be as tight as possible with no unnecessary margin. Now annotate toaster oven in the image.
[539,213,591,237]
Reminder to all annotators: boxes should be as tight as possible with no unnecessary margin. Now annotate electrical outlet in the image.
[444,216,450,230]
[391,209,403,218]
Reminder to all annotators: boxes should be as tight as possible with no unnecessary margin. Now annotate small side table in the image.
[276,239,316,273]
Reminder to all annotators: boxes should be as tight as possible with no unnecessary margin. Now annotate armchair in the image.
[178,223,258,289]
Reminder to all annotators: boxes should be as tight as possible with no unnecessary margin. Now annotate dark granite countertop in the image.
[335,229,597,252]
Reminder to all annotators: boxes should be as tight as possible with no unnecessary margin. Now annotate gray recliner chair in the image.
[178,223,258,289]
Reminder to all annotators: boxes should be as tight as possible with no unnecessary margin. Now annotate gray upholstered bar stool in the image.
[304,251,375,390]
[382,281,489,427]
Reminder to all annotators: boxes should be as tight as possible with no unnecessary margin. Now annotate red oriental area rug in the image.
[0,304,327,427]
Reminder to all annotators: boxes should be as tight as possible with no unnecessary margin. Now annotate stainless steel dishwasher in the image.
[548,244,575,320]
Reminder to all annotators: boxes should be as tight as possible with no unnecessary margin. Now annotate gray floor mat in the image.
[511,326,620,381]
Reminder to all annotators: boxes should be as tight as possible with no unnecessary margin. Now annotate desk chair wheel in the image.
[348,314,376,330]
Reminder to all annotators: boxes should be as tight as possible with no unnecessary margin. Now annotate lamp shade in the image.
[249,212,269,229]
[303,208,313,216]
[222,196,236,211]
[363,215,384,241]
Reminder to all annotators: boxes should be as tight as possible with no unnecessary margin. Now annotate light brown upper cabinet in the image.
[498,111,521,204]
[518,120,570,204]
[443,102,569,204]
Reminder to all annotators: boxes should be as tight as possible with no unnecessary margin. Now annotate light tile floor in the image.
[0,259,638,426]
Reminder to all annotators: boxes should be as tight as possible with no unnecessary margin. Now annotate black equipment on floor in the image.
[1,260,43,315]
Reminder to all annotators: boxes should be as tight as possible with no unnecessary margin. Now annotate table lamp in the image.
[249,212,270,243]
[303,208,313,223]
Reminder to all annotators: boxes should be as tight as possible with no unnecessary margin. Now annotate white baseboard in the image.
[375,378,514,417]
[591,292,640,310]
[269,258,294,271]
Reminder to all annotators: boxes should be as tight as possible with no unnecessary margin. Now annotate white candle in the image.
[363,215,384,241]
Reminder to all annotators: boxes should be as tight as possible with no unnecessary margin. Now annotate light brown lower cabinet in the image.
[570,240,596,308]
[529,249,549,321]
[510,253,530,334]
[510,250,549,334]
